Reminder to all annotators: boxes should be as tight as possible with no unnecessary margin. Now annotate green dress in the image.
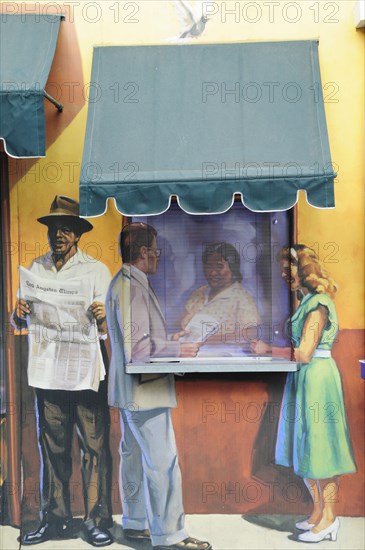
[275,292,357,479]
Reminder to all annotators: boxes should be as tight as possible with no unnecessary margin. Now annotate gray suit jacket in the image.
[106,265,178,411]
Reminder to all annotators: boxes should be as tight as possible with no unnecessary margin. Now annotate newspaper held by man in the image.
[19,266,105,391]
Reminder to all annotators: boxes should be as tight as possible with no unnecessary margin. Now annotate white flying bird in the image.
[170,0,209,40]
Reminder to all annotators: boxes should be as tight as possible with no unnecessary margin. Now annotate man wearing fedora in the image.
[12,196,113,547]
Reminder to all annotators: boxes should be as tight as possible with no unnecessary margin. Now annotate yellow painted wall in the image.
[5,0,364,328]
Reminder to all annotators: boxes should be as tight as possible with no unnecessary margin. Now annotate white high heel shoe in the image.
[295,519,315,531]
[298,518,340,543]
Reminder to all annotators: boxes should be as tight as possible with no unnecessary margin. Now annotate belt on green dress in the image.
[312,349,331,358]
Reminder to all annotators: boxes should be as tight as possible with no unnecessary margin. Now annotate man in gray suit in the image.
[106,222,211,550]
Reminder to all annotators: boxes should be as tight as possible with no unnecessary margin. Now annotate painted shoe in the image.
[124,528,151,540]
[22,520,75,545]
[298,518,340,543]
[84,525,113,547]
[295,519,315,531]
[153,537,212,550]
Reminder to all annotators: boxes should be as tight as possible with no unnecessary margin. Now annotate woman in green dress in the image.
[252,245,356,543]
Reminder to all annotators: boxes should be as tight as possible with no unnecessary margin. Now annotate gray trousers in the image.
[119,408,188,546]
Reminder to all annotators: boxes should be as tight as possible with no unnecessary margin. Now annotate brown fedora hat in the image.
[37,195,93,233]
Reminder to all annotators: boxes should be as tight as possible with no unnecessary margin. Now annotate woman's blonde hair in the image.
[279,245,338,298]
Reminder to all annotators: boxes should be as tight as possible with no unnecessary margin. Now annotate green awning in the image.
[80,41,335,216]
[0,14,63,158]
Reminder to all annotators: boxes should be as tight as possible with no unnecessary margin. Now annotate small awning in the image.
[0,14,63,158]
[80,41,335,216]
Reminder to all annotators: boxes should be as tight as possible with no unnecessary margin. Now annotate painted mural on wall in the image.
[2,193,358,549]
[0,2,364,550]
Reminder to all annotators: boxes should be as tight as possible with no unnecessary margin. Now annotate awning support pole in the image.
[43,90,63,112]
